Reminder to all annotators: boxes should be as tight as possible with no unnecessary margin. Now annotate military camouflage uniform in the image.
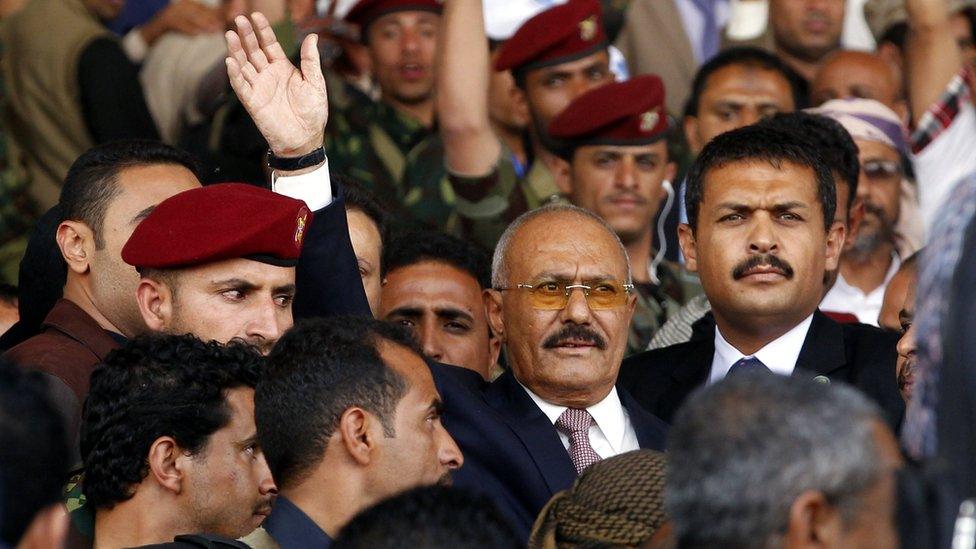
[628,260,702,356]
[449,144,565,248]
[326,101,456,231]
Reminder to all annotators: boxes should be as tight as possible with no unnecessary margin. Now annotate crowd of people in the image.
[0,0,975,546]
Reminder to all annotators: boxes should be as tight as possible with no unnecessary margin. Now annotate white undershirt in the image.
[819,252,901,326]
[709,314,814,384]
[520,382,640,459]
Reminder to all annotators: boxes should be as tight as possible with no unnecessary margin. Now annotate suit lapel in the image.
[793,311,847,378]
[483,372,577,495]
[619,388,667,449]
[659,336,715,416]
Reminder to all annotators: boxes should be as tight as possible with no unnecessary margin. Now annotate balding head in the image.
[811,50,903,111]
[487,204,637,408]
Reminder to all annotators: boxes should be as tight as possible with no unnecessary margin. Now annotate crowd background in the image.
[0,0,975,547]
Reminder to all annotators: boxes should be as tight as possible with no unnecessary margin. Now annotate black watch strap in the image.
[268,147,325,171]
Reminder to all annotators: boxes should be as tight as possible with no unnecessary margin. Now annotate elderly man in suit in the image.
[619,123,905,429]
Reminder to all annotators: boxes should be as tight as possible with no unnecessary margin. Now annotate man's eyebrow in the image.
[131,205,157,224]
[210,278,259,291]
[429,398,445,414]
[388,306,424,318]
[273,283,297,295]
[770,201,808,211]
[434,308,474,323]
[238,433,260,449]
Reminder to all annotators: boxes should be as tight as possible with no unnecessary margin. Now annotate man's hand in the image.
[140,0,223,46]
[225,12,328,158]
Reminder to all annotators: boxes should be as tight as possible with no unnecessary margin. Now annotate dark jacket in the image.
[618,310,906,430]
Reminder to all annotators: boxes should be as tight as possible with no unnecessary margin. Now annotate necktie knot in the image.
[729,357,771,377]
[556,408,594,436]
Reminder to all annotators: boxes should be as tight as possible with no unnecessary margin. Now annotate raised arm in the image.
[436,0,501,175]
[905,0,963,127]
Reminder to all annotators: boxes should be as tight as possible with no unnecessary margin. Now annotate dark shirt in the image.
[78,38,160,143]
[263,496,332,549]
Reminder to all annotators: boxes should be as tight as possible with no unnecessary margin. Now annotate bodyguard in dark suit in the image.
[620,123,904,430]
[441,204,668,540]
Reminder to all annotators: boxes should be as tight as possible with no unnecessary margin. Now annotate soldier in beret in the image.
[324,0,456,231]
[547,75,697,355]
[438,0,616,247]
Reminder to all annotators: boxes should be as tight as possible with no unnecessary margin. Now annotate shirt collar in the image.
[710,314,814,383]
[518,381,630,454]
[263,496,332,549]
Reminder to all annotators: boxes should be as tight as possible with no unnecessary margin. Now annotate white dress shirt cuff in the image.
[271,159,334,211]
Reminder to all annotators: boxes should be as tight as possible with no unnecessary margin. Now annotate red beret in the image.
[346,0,443,31]
[494,0,607,73]
[548,75,670,150]
[122,183,312,270]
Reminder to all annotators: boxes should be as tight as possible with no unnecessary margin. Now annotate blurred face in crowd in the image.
[894,270,917,402]
[811,51,902,110]
[951,11,976,73]
[680,161,844,334]
[878,260,915,332]
[381,261,498,380]
[519,51,613,140]
[684,65,796,155]
[563,141,676,244]
[64,164,199,338]
[366,11,440,109]
[83,0,125,20]
[487,212,636,407]
[366,342,463,495]
[489,48,531,135]
[136,258,295,355]
[180,387,277,538]
[769,0,845,63]
[848,140,902,258]
[346,207,383,316]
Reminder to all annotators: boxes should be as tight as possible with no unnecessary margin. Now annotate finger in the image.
[299,33,325,91]
[240,61,260,87]
[235,15,269,70]
[225,30,249,68]
[251,12,289,63]
[226,57,252,97]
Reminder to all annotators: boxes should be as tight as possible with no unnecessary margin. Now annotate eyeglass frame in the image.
[493,280,636,310]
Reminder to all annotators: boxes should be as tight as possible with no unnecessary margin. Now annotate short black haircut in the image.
[382,230,491,289]
[0,284,16,308]
[80,334,262,510]
[0,359,70,545]
[342,178,390,273]
[60,140,199,248]
[333,485,521,549]
[257,317,422,490]
[684,124,837,231]
[684,47,809,119]
[761,112,859,211]
[879,22,908,51]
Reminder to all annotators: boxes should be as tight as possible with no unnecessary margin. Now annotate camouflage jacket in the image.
[448,144,566,249]
[325,100,456,231]
[627,259,702,356]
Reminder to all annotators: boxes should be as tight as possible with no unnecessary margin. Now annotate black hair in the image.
[0,285,15,308]
[761,112,859,211]
[341,178,390,274]
[0,359,70,545]
[684,47,809,119]
[879,22,908,51]
[256,317,422,490]
[60,140,199,248]
[80,334,262,510]
[382,230,491,289]
[684,124,836,231]
[333,485,521,549]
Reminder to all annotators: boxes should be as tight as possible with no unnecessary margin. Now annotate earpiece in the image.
[650,179,676,285]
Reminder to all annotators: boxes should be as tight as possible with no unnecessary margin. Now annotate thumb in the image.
[299,34,325,93]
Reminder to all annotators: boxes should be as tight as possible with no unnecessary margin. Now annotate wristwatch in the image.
[267,147,325,171]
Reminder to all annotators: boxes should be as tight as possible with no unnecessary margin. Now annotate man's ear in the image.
[683,116,703,155]
[15,503,69,549]
[551,155,573,195]
[844,198,866,252]
[824,220,847,272]
[338,407,374,466]
[135,278,172,333]
[147,436,185,495]
[484,289,505,344]
[677,223,698,273]
[56,221,94,275]
[784,490,842,548]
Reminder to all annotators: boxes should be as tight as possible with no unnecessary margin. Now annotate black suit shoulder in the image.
[618,340,712,424]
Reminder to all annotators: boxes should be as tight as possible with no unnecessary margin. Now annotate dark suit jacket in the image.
[433,366,668,541]
[618,310,905,430]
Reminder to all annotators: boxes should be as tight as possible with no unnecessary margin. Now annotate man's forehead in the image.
[705,66,792,101]
[373,9,440,28]
[508,216,627,278]
[530,50,609,77]
[702,161,819,203]
[180,258,297,286]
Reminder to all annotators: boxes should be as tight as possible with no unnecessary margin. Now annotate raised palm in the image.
[225,12,328,157]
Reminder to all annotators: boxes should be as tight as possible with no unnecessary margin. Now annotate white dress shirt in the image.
[271,159,333,211]
[709,314,814,384]
[674,0,730,63]
[819,253,901,326]
[520,383,640,459]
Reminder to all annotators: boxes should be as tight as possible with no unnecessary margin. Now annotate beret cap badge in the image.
[640,110,660,133]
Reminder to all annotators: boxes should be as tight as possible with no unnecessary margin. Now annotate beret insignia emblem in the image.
[640,109,660,132]
[579,16,597,41]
